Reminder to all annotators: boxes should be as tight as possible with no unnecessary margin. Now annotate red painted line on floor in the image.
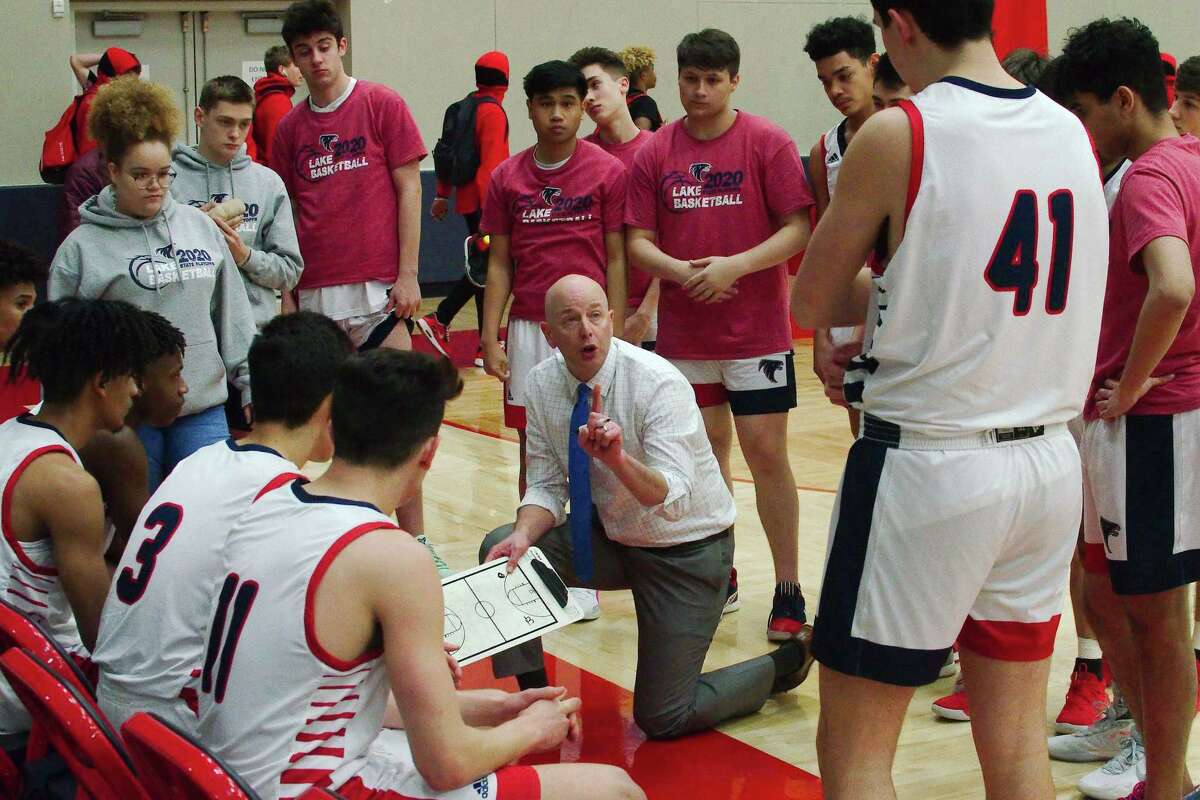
[442,420,839,495]
[460,655,823,800]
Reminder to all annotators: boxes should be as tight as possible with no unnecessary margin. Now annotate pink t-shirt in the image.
[481,140,627,322]
[625,112,814,360]
[585,129,654,309]
[271,81,427,290]
[1089,136,1200,418]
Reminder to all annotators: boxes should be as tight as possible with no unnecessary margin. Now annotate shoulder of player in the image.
[20,453,101,514]
[323,523,432,591]
[844,108,912,161]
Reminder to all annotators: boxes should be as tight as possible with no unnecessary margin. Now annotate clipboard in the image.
[441,547,584,666]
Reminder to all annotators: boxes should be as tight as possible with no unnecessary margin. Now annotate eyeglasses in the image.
[128,169,177,189]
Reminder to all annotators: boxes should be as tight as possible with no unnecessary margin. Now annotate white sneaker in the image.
[938,649,958,678]
[1077,730,1144,800]
[568,588,601,621]
[1049,705,1133,763]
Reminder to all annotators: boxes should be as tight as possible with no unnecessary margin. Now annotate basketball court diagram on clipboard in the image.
[442,547,583,666]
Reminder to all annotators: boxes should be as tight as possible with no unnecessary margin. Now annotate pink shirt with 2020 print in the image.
[270,80,426,291]
[481,139,627,322]
[1088,135,1200,419]
[584,129,654,309]
[626,112,813,361]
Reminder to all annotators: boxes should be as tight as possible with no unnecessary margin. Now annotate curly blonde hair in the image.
[88,76,182,163]
[619,46,656,80]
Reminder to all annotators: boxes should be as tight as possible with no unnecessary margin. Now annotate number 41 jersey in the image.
[845,78,1109,436]
[92,439,298,733]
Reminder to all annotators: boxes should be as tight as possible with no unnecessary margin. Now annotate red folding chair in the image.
[0,598,95,698]
[0,648,148,800]
[122,711,261,799]
[0,597,98,793]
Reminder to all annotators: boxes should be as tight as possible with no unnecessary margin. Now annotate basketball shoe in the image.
[1056,660,1111,733]
[723,567,740,614]
[417,314,451,359]
[1077,729,1144,800]
[1049,694,1133,763]
[568,588,601,621]
[939,648,958,679]
[767,582,807,642]
[931,677,970,721]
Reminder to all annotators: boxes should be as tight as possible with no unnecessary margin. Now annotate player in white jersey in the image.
[791,2,1109,797]
[803,16,880,437]
[198,349,644,800]
[0,299,155,732]
[94,311,353,733]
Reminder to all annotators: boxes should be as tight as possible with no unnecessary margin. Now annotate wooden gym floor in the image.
[309,297,1200,799]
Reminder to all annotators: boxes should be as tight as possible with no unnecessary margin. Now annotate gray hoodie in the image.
[170,144,303,328]
[49,186,256,417]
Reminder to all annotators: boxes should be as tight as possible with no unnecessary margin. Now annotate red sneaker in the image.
[416,314,451,358]
[766,584,807,642]
[932,678,970,721]
[1056,663,1110,734]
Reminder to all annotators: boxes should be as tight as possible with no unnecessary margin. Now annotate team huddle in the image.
[2,0,1200,797]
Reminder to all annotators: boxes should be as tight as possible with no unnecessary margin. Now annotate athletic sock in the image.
[1074,656,1104,680]
[516,668,549,691]
[774,581,803,598]
[1077,637,1102,661]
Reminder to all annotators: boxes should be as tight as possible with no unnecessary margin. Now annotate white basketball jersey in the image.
[197,481,398,800]
[821,120,848,197]
[93,439,299,732]
[845,78,1109,435]
[1105,159,1132,212]
[0,416,84,731]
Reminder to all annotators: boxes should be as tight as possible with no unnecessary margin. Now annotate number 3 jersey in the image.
[92,439,299,732]
[845,78,1109,436]
[197,480,399,799]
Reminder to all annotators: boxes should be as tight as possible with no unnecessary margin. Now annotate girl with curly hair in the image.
[50,76,257,490]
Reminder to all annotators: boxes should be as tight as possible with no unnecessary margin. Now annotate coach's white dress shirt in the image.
[521,338,736,547]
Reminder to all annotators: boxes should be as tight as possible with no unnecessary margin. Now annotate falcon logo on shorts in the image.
[541,186,562,206]
[1100,517,1122,555]
[758,358,784,384]
[472,778,490,797]
[319,133,340,152]
[689,162,713,182]
[209,192,229,203]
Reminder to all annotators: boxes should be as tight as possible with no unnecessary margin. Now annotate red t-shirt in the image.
[585,129,654,309]
[625,112,814,360]
[481,140,627,322]
[270,80,427,290]
[1088,136,1200,418]
[0,366,40,423]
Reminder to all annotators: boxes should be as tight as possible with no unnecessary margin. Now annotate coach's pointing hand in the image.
[578,384,624,468]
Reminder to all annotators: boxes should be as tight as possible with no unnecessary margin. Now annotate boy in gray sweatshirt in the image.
[171,75,303,329]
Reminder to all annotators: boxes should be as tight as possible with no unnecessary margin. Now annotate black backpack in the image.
[432,92,506,187]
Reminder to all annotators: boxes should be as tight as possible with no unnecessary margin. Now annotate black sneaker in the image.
[767,583,808,642]
[770,636,815,694]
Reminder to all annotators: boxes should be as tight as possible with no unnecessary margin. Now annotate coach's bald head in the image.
[541,275,613,382]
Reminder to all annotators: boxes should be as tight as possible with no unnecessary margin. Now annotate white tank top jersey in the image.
[0,416,85,732]
[197,480,399,800]
[820,119,848,197]
[845,78,1109,436]
[1105,159,1132,212]
[93,439,300,731]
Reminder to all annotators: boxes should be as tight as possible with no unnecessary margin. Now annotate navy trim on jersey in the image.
[15,415,66,439]
[291,481,382,513]
[1104,159,1130,185]
[1110,414,1200,595]
[938,76,1036,100]
[835,118,848,155]
[812,439,951,686]
[224,438,284,458]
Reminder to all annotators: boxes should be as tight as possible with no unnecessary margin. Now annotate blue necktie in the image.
[568,382,594,582]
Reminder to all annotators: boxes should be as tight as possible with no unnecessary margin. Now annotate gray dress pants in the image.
[479,515,777,740]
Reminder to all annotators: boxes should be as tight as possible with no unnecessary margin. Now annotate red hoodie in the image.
[253,72,297,167]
